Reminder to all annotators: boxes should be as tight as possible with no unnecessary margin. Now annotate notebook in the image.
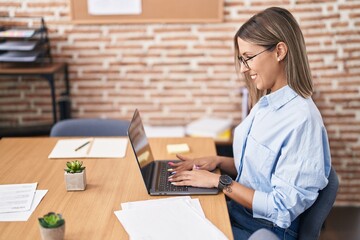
[127,109,218,196]
[48,138,128,159]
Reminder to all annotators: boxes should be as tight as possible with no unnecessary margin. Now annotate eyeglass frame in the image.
[237,44,277,69]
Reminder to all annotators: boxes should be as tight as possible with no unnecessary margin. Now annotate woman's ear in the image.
[276,42,288,62]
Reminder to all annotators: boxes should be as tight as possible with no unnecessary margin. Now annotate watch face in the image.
[220,175,232,185]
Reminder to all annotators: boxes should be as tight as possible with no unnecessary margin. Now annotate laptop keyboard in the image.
[158,162,188,192]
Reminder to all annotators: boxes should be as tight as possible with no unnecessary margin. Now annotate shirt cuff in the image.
[252,190,270,218]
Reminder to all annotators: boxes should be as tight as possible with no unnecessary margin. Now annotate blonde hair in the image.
[234,7,313,108]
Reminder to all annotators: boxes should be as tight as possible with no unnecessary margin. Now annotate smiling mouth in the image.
[250,74,257,80]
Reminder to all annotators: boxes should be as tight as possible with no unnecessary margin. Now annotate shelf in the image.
[0,124,52,137]
[0,40,38,51]
[0,18,51,64]
[0,50,41,62]
[0,29,37,39]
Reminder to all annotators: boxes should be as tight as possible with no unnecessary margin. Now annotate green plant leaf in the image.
[38,212,65,228]
[64,160,85,173]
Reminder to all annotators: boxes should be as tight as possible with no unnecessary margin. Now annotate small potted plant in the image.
[38,212,65,240]
[64,160,86,191]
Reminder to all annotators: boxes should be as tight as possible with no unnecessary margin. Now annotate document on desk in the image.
[120,196,205,218]
[48,138,128,159]
[114,197,227,240]
[0,190,47,221]
[0,183,37,213]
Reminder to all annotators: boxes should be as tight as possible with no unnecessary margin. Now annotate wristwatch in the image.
[218,175,233,193]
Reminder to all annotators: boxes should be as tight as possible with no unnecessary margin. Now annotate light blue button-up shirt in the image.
[233,85,331,228]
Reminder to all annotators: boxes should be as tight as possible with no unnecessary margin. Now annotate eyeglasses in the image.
[237,45,276,69]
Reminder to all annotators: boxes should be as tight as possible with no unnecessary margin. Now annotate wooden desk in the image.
[0,137,233,240]
[0,63,70,124]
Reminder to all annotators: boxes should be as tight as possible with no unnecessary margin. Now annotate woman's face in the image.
[237,38,287,93]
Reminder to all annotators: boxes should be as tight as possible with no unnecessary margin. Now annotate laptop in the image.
[127,109,219,196]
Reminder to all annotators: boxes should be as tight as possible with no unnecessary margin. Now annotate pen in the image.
[75,141,91,151]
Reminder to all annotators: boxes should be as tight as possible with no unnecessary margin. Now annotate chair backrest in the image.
[298,167,339,240]
[50,118,130,137]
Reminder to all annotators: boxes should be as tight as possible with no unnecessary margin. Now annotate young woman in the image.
[168,7,331,240]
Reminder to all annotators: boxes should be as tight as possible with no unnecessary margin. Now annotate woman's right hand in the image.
[169,154,219,172]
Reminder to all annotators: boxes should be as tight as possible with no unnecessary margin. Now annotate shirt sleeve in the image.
[252,120,331,228]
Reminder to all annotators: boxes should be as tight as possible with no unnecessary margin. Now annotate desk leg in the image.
[42,73,57,124]
[64,63,70,96]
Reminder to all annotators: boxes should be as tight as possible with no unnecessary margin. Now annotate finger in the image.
[171,180,191,186]
[169,159,188,167]
[168,161,182,167]
[176,154,191,161]
[168,172,191,181]
[172,162,192,171]
[174,164,191,170]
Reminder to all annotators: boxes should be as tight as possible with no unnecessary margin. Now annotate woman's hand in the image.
[168,169,220,189]
[169,154,219,172]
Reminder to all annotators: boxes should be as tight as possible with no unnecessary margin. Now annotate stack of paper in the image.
[0,50,41,62]
[0,183,47,221]
[0,40,38,51]
[144,125,185,137]
[0,29,36,38]
[114,197,227,240]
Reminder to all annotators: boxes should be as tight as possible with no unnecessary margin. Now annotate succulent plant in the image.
[64,160,85,173]
[38,212,65,228]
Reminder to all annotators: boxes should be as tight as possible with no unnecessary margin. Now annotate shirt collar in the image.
[259,85,298,111]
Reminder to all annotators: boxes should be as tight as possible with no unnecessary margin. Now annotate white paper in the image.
[88,138,128,158]
[48,138,128,159]
[144,125,185,137]
[48,138,92,159]
[0,190,47,221]
[115,197,227,240]
[0,183,37,213]
[88,0,142,15]
[121,196,205,218]
[0,51,40,62]
[0,41,37,51]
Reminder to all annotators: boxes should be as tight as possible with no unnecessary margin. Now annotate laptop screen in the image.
[127,109,155,190]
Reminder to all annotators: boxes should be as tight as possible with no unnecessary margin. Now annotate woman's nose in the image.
[240,62,250,73]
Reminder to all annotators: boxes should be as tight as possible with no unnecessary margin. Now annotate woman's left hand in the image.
[168,169,219,189]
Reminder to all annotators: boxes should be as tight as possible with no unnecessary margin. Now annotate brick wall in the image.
[0,0,359,205]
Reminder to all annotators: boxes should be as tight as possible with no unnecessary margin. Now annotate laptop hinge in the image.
[150,162,160,192]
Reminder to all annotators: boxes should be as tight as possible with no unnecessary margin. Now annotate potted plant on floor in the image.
[38,212,65,240]
[64,160,86,191]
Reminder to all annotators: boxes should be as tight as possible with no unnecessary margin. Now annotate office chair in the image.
[298,166,339,240]
[50,118,130,137]
[248,228,279,240]
[247,167,338,240]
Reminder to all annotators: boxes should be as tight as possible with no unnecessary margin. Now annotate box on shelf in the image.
[185,117,232,141]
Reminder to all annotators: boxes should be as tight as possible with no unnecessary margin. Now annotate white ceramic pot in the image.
[39,223,65,240]
[64,169,86,191]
